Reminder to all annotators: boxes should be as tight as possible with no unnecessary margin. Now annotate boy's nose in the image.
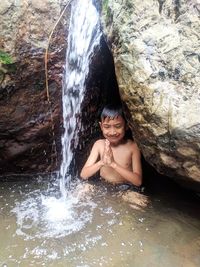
[110,127,117,135]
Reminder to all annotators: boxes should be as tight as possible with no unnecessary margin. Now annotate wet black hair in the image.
[100,104,125,121]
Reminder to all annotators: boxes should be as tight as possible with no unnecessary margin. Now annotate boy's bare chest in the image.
[113,147,132,165]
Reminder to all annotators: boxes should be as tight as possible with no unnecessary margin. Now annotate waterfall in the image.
[59,0,101,197]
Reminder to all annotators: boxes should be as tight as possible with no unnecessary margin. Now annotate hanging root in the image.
[44,0,74,170]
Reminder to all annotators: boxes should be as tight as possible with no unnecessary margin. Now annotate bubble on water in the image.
[102,207,115,214]
[31,247,47,257]
[101,242,108,247]
[138,217,145,223]
[84,234,102,247]
[107,219,117,226]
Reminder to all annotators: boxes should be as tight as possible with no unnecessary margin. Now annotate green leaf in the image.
[0,50,13,65]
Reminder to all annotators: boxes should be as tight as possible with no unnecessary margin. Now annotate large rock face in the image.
[101,0,200,190]
[0,0,71,174]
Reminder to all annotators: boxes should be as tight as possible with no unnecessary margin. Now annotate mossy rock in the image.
[0,50,13,65]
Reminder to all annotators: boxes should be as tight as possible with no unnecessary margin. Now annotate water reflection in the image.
[0,175,200,267]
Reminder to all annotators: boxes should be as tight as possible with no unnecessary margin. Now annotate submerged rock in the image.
[101,0,200,190]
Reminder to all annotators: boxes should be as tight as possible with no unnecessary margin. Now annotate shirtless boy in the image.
[80,104,143,188]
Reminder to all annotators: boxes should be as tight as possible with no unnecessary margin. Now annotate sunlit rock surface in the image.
[0,0,71,174]
[101,0,200,190]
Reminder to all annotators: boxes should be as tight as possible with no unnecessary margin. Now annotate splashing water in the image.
[11,179,97,240]
[59,0,101,198]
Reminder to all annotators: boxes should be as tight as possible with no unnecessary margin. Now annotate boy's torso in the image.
[98,139,134,184]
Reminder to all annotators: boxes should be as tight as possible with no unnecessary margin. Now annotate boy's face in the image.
[99,115,126,146]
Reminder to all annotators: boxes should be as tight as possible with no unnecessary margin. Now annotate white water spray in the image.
[59,0,101,197]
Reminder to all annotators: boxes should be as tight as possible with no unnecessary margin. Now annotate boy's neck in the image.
[109,138,127,147]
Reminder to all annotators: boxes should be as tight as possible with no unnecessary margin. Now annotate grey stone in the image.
[101,0,200,190]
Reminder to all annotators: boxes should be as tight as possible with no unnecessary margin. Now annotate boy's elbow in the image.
[134,174,142,187]
[80,170,89,180]
[136,180,142,187]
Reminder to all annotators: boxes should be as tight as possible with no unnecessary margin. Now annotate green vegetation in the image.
[0,50,16,84]
[103,0,109,13]
[0,50,13,65]
[102,0,111,25]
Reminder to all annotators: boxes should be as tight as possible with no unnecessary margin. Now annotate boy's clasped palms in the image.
[102,139,114,166]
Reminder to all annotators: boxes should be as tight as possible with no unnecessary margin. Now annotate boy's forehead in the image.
[101,115,125,123]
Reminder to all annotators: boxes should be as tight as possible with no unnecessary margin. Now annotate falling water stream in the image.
[0,0,200,266]
[59,0,101,197]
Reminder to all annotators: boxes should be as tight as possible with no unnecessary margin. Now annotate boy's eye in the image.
[115,124,122,129]
[103,125,110,129]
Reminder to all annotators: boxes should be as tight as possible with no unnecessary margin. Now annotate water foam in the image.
[11,183,97,240]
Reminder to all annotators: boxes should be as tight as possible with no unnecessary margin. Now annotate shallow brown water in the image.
[0,175,200,267]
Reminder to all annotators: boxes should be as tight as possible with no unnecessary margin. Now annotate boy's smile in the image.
[99,116,126,145]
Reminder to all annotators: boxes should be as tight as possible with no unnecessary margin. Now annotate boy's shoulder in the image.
[125,139,140,151]
[92,139,105,153]
[93,139,105,147]
[124,139,135,146]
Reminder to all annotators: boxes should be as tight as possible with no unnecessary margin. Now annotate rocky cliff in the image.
[0,0,71,174]
[101,0,200,190]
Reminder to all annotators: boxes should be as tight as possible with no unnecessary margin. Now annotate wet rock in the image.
[0,0,71,174]
[101,0,200,191]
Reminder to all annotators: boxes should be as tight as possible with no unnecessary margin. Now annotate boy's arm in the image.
[110,143,142,186]
[80,141,103,180]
